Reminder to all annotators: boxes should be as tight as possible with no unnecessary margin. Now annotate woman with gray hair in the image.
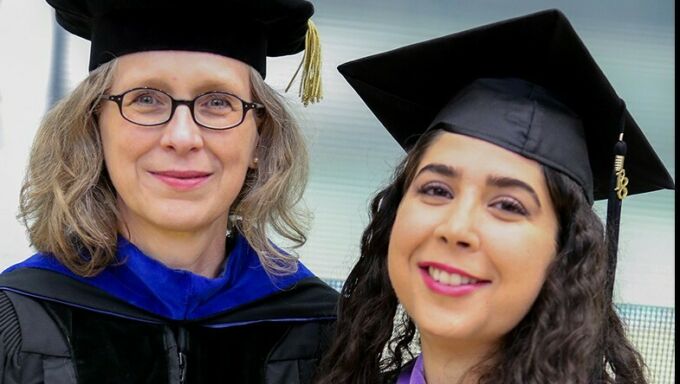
[0,1,336,383]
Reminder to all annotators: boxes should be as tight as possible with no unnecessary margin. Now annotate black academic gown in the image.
[0,234,338,384]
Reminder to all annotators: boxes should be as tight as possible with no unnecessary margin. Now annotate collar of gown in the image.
[397,354,427,384]
[4,234,315,321]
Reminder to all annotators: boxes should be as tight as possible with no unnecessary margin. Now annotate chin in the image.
[418,319,475,341]
[154,217,213,232]
[161,210,225,232]
[410,304,485,341]
[418,314,514,351]
[132,200,229,233]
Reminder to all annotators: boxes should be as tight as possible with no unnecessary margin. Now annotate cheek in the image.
[386,244,413,317]
[386,225,404,284]
[99,121,124,179]
[100,108,131,153]
[211,145,253,182]
[493,233,556,313]
[99,119,153,193]
[212,127,258,165]
[518,227,557,286]
[387,202,419,262]
[386,202,425,306]
[388,198,438,248]
[102,145,137,199]
[387,209,407,287]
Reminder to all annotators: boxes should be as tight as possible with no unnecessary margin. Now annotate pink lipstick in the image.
[418,261,490,297]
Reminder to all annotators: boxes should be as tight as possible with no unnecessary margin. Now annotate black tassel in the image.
[600,101,628,379]
[605,137,627,297]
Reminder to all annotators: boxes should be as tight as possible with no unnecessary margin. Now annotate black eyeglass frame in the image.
[101,87,265,130]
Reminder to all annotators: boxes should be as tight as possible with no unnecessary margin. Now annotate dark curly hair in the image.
[316,129,647,384]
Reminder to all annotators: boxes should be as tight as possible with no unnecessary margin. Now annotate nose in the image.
[433,195,481,251]
[160,105,204,154]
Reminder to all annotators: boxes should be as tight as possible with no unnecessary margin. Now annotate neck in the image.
[118,213,229,279]
[419,334,497,384]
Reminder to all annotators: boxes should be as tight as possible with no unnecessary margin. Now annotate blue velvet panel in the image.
[4,234,314,321]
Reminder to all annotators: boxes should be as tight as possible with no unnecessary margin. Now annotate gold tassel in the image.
[614,154,629,200]
[285,20,322,106]
[613,133,629,200]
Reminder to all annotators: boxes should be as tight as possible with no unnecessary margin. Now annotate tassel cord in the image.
[285,20,323,106]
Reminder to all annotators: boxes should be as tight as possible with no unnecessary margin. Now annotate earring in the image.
[252,157,259,168]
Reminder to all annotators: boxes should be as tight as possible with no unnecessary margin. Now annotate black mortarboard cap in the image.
[45,0,317,82]
[337,9,674,203]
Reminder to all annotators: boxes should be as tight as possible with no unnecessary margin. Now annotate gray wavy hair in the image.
[19,59,310,276]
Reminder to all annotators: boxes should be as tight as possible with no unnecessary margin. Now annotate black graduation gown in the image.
[0,236,338,384]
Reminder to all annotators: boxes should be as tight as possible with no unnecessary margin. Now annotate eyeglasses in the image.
[101,87,265,130]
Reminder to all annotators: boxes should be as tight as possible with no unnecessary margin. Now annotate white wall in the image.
[0,0,52,265]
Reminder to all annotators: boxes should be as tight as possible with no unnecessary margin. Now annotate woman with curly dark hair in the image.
[317,9,674,384]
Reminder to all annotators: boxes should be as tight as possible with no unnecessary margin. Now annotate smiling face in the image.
[99,51,259,236]
[387,132,558,350]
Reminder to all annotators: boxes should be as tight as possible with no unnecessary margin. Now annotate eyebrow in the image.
[415,163,542,207]
[120,77,243,96]
[487,175,542,207]
[415,163,458,178]
[194,79,243,94]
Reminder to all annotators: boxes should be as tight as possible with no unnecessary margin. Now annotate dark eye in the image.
[491,198,528,216]
[418,182,453,199]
